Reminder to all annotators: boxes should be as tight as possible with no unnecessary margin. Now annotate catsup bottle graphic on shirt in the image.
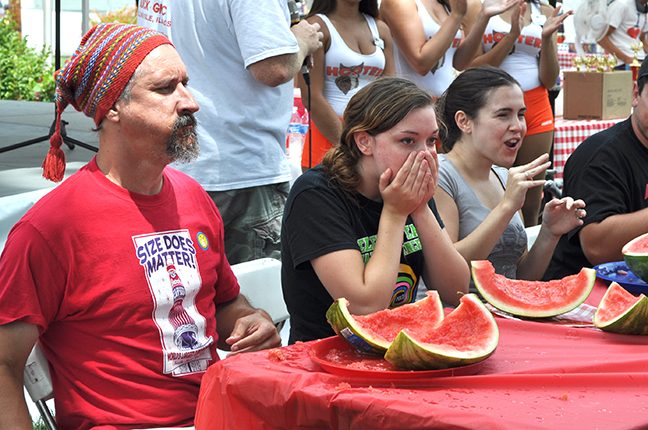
[166,255,199,349]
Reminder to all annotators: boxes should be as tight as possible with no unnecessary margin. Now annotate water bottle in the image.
[300,109,309,140]
[287,106,302,159]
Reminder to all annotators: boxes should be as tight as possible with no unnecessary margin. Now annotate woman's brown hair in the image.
[321,77,434,193]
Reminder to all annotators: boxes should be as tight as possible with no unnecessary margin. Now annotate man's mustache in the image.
[174,114,197,134]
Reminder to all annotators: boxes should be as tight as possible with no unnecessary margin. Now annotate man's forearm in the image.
[0,369,34,430]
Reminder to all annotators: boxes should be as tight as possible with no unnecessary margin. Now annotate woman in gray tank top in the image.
[433,66,585,290]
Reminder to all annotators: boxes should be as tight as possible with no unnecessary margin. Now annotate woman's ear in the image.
[455,110,471,134]
[354,131,374,156]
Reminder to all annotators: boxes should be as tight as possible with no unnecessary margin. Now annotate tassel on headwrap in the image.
[42,106,66,182]
[42,23,172,182]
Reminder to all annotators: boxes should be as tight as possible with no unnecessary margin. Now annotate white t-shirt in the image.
[137,0,299,191]
[607,0,647,65]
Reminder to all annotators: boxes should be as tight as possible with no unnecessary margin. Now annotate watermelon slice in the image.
[471,260,596,318]
[385,294,499,370]
[326,291,444,355]
[622,232,648,282]
[593,282,648,335]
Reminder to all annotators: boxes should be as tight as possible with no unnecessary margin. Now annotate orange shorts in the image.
[301,119,339,168]
[523,85,554,136]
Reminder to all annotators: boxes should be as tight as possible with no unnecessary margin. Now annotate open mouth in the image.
[504,138,520,148]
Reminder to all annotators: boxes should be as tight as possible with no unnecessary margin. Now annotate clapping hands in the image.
[481,0,524,19]
[542,5,573,39]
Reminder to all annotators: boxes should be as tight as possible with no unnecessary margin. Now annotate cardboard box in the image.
[562,71,632,120]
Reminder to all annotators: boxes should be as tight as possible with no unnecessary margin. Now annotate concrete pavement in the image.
[0,99,98,198]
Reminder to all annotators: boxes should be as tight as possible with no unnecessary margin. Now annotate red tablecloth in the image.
[195,281,648,430]
[553,117,624,179]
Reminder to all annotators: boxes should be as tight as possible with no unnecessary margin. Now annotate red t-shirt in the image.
[0,158,239,429]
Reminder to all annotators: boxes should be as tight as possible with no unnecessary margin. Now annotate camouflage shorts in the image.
[208,182,290,265]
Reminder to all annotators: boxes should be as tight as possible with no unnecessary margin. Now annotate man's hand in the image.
[224,310,282,356]
[216,294,282,355]
[292,20,324,60]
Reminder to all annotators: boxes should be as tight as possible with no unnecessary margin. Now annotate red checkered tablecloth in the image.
[553,117,623,178]
[558,49,577,70]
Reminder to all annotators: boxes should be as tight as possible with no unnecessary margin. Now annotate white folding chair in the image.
[24,343,57,430]
[230,257,289,331]
[525,225,541,250]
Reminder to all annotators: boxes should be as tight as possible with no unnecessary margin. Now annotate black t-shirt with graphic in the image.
[281,165,444,344]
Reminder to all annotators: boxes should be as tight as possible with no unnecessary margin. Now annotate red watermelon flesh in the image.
[352,290,444,343]
[385,294,499,370]
[408,294,496,351]
[623,232,648,253]
[622,232,648,282]
[471,260,596,318]
[326,291,444,354]
[593,282,648,335]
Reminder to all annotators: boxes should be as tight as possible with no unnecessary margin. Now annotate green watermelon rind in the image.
[384,294,499,370]
[326,292,444,355]
[593,283,648,335]
[471,260,596,318]
[622,233,648,282]
[326,298,391,355]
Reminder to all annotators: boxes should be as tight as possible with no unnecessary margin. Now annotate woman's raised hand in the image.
[380,150,435,217]
[542,5,573,39]
[501,153,551,214]
[481,0,523,19]
[449,0,469,17]
[542,196,586,237]
[510,1,527,38]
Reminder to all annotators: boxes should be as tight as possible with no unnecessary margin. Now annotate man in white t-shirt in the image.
[137,0,323,264]
[598,0,648,68]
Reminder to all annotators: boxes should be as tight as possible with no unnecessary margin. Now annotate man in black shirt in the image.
[543,57,648,280]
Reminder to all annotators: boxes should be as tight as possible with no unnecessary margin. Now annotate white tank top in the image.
[319,14,387,117]
[482,1,544,91]
[392,0,462,97]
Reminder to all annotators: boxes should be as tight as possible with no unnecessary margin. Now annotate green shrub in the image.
[33,416,49,430]
[0,14,55,102]
[90,5,137,26]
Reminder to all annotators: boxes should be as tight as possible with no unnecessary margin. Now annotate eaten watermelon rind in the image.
[593,282,648,335]
[384,294,499,370]
[326,298,390,354]
[471,260,596,318]
[622,232,648,282]
[326,291,444,355]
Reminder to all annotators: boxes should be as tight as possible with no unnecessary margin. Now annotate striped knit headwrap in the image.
[43,23,172,182]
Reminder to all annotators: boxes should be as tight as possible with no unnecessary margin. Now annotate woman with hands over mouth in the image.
[433,67,585,292]
[281,77,470,343]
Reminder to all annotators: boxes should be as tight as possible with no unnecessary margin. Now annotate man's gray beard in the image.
[167,114,200,164]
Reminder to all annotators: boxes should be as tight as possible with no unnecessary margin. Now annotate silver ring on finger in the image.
[524,172,530,180]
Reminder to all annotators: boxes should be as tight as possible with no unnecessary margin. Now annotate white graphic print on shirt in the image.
[133,229,214,376]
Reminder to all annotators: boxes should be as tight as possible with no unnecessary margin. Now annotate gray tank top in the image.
[438,155,527,291]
